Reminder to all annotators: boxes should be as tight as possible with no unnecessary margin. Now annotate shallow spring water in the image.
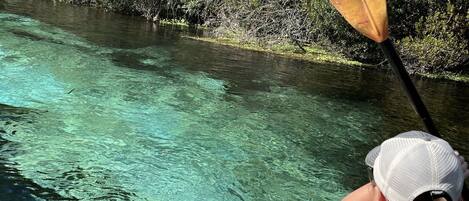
[0,1,468,201]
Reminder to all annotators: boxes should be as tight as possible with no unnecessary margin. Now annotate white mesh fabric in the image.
[372,131,464,201]
[428,142,464,201]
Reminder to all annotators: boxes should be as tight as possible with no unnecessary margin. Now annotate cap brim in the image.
[365,146,381,167]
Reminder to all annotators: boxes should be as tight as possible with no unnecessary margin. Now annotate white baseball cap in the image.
[365,131,464,201]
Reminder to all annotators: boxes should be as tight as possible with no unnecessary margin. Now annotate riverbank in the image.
[57,0,469,83]
[159,19,365,67]
[183,35,469,83]
[183,36,365,67]
[416,72,469,83]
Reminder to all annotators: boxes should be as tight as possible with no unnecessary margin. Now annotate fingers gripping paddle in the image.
[330,0,468,198]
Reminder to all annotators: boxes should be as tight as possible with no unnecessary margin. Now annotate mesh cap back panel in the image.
[372,131,464,201]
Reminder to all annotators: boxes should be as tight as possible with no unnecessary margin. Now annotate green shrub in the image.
[305,0,380,62]
[397,3,468,73]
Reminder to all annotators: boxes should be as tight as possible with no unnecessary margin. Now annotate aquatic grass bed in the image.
[0,13,384,200]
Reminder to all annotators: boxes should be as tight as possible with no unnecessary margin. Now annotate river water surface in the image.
[0,1,468,201]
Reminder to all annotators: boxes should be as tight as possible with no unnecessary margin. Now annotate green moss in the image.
[416,72,469,83]
[183,36,366,67]
[159,19,189,27]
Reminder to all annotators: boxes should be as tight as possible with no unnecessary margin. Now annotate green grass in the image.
[183,36,366,67]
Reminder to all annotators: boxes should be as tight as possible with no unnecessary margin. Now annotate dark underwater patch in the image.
[9,29,45,41]
[109,51,157,71]
[108,50,176,80]
[8,29,65,45]
[0,103,76,201]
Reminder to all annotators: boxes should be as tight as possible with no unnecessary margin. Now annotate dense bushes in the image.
[210,1,315,45]
[397,2,468,73]
[304,0,380,61]
[60,0,469,74]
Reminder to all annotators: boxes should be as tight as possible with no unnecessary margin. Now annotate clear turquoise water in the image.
[0,12,378,201]
[0,1,468,201]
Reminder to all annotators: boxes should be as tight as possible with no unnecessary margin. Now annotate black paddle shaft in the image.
[378,39,440,136]
[379,39,469,200]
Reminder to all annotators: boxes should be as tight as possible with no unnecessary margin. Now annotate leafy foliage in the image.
[304,0,379,61]
[397,2,468,73]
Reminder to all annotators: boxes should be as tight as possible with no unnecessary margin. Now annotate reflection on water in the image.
[0,1,468,201]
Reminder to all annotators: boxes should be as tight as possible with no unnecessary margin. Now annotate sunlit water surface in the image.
[0,1,468,201]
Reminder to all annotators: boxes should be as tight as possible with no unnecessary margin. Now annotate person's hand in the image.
[455,151,469,179]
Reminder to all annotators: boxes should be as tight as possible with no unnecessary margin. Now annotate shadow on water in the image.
[0,104,76,201]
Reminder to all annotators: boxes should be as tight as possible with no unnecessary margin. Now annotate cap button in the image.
[424,136,432,141]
